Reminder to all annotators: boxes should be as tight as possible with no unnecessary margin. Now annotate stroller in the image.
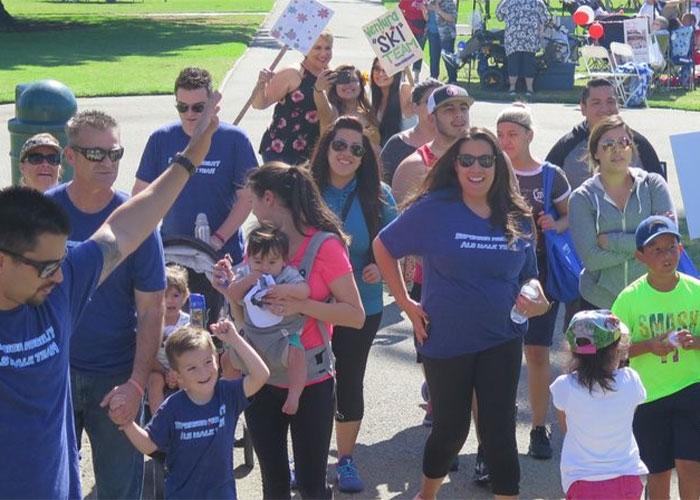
[143,236,255,499]
[443,27,509,89]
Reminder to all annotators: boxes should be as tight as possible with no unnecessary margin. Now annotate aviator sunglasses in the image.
[599,136,632,152]
[24,153,61,166]
[330,139,366,158]
[175,102,206,114]
[72,146,125,162]
[0,247,67,279]
[456,154,496,168]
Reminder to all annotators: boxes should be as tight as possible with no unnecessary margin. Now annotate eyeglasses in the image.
[0,247,67,279]
[24,153,61,166]
[599,136,632,152]
[330,139,366,158]
[72,146,125,162]
[175,102,206,114]
[456,154,496,168]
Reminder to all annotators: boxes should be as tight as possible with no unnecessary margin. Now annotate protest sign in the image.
[270,0,334,55]
[623,17,650,63]
[670,132,700,239]
[362,8,423,76]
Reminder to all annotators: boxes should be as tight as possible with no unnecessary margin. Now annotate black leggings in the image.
[422,337,522,496]
[332,312,383,422]
[245,378,334,499]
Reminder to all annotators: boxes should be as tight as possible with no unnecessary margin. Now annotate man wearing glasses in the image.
[0,93,222,499]
[132,67,257,324]
[45,110,166,499]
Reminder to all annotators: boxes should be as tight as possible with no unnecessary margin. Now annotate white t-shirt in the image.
[550,367,648,493]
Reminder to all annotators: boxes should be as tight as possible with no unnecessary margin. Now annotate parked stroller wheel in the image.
[480,67,507,90]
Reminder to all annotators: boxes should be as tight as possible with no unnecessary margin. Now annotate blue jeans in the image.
[71,370,144,499]
[427,31,442,79]
[441,36,457,83]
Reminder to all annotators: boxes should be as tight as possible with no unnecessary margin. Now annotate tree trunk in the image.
[0,0,14,26]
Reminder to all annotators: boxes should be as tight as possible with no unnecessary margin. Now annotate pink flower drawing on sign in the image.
[271,139,285,153]
[305,110,318,123]
[290,90,304,103]
[297,13,308,23]
[317,8,330,19]
[271,28,281,39]
[293,137,307,151]
[285,29,297,40]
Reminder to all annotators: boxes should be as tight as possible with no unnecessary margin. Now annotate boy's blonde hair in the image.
[166,264,190,298]
[165,326,216,371]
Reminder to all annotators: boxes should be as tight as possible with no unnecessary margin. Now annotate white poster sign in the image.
[624,17,651,63]
[270,0,334,55]
[670,132,700,239]
[362,8,423,76]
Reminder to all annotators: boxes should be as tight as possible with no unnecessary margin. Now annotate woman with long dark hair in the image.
[374,128,550,499]
[308,116,397,493]
[370,57,413,146]
[241,163,365,499]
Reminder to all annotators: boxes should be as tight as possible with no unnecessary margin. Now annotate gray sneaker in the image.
[528,426,553,459]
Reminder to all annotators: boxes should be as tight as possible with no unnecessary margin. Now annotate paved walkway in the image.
[0,0,688,497]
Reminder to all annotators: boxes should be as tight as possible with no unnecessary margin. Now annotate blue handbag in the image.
[541,163,583,303]
[678,245,700,279]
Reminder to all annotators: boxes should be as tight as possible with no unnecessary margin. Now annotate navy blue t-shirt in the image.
[46,185,166,375]
[146,378,249,499]
[136,121,258,264]
[0,241,103,499]
[379,188,537,357]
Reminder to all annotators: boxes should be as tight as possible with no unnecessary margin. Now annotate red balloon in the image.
[573,11,588,26]
[589,22,604,39]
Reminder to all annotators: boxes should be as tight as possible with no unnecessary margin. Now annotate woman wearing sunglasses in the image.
[314,65,381,148]
[374,128,549,500]
[370,57,414,147]
[308,116,397,493]
[18,133,63,193]
[569,115,675,310]
[254,32,333,166]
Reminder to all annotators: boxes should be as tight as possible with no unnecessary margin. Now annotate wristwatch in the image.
[172,152,197,176]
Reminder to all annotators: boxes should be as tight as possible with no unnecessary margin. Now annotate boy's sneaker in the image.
[528,426,553,459]
[473,446,491,485]
[336,455,364,493]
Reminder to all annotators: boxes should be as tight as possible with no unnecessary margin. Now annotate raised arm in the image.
[251,67,301,110]
[90,92,222,285]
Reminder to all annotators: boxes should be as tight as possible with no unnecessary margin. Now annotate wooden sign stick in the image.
[233,45,290,126]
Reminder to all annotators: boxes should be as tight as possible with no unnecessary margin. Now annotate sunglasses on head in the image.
[599,136,632,152]
[456,154,496,168]
[0,247,67,279]
[175,102,206,113]
[330,139,365,158]
[24,152,61,166]
[72,146,125,162]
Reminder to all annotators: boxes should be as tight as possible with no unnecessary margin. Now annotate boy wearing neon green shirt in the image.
[612,215,700,500]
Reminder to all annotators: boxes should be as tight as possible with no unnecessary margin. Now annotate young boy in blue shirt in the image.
[120,320,269,499]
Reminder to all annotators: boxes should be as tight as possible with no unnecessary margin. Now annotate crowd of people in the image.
[1,19,700,500]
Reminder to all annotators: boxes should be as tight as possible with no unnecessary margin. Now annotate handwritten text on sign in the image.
[362,9,422,76]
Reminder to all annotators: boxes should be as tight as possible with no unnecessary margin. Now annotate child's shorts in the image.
[633,382,700,473]
[566,475,643,500]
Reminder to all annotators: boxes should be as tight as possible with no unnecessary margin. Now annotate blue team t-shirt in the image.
[146,378,249,499]
[379,188,537,357]
[322,178,397,315]
[136,121,258,264]
[0,241,103,499]
[46,185,166,375]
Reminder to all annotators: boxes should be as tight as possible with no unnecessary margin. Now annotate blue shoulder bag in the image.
[678,245,700,279]
[541,164,583,302]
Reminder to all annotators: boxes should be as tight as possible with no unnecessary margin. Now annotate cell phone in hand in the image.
[336,70,352,84]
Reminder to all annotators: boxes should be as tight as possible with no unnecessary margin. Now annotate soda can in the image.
[189,293,207,328]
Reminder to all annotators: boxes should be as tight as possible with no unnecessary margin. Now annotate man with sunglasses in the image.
[44,110,166,499]
[546,78,665,192]
[133,67,256,325]
[18,133,63,193]
[0,92,222,499]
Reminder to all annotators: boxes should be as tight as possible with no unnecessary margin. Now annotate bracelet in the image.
[172,152,197,177]
[213,231,226,244]
[127,378,145,398]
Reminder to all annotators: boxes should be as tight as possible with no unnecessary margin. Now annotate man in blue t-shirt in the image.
[46,110,166,499]
[133,67,257,323]
[0,94,222,499]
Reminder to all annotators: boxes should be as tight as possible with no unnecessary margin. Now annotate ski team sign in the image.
[362,8,423,76]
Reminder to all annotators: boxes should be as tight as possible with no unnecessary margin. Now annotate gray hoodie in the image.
[569,168,675,308]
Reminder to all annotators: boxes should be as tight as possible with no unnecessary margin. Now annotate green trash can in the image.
[8,79,77,185]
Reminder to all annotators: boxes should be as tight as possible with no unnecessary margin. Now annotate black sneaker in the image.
[473,445,491,485]
[528,426,553,459]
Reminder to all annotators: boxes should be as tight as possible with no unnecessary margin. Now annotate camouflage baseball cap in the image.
[19,133,62,162]
[565,310,627,355]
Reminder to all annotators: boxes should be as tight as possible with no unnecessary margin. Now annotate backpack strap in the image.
[541,162,556,218]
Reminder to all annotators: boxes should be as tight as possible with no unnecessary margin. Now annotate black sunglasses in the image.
[456,154,496,168]
[0,247,67,279]
[330,139,365,158]
[175,102,206,113]
[24,153,61,166]
[72,146,125,162]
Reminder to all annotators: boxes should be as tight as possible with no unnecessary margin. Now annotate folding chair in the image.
[579,44,633,105]
[609,42,648,106]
